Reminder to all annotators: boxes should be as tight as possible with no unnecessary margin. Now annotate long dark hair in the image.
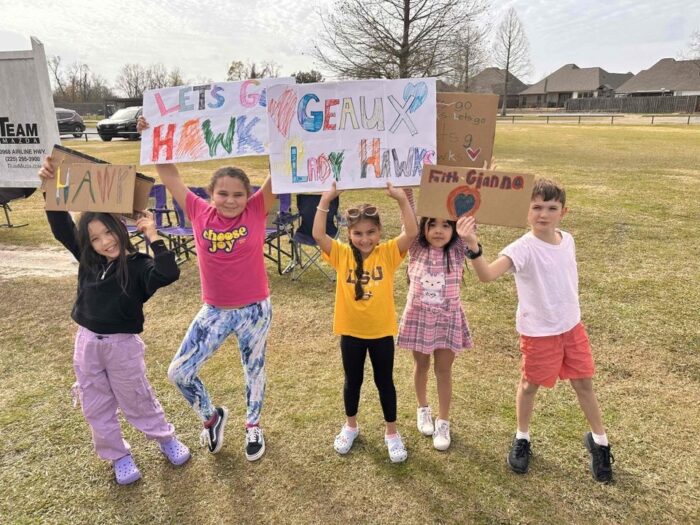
[345,204,382,301]
[76,212,136,294]
[417,217,459,273]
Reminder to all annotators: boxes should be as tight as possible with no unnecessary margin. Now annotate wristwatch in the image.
[466,243,483,260]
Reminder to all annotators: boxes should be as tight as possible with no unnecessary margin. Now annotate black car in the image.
[55,108,85,137]
[96,106,142,141]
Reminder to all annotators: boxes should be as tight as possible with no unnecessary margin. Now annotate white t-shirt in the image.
[500,230,581,337]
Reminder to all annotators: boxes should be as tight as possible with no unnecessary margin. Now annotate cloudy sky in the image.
[1,0,697,90]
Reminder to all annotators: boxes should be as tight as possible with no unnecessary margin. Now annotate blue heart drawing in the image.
[403,82,428,113]
[454,193,476,216]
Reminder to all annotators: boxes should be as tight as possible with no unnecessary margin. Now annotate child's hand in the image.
[483,156,498,171]
[385,182,406,202]
[457,216,478,245]
[37,156,55,180]
[136,116,150,134]
[321,181,342,202]
[135,210,158,240]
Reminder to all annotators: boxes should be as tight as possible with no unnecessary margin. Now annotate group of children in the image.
[37,116,614,485]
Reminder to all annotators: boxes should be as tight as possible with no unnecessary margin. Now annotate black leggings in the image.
[340,335,397,422]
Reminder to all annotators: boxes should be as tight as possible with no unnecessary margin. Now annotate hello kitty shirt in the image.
[398,237,473,354]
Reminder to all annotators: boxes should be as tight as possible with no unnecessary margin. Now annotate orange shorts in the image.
[519,322,595,388]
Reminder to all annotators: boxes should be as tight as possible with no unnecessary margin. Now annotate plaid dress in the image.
[397,238,473,354]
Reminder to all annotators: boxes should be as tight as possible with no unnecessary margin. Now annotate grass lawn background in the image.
[1,123,698,524]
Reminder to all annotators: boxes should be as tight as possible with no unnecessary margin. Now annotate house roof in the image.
[616,58,700,94]
[467,67,529,95]
[519,64,633,95]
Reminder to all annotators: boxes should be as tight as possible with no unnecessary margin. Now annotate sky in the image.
[0,0,698,92]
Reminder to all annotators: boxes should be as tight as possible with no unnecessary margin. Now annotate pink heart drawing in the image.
[466,147,481,161]
[268,87,297,138]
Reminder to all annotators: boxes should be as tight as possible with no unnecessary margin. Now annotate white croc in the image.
[385,433,408,463]
[333,425,359,455]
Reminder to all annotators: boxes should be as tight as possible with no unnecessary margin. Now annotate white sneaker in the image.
[416,406,434,436]
[433,419,451,451]
[334,425,359,455]
[385,433,408,463]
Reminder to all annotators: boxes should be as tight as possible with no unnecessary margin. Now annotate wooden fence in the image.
[566,96,699,114]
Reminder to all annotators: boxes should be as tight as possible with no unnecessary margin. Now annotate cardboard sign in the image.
[417,164,535,228]
[140,77,295,165]
[0,37,61,187]
[436,93,498,168]
[267,78,437,193]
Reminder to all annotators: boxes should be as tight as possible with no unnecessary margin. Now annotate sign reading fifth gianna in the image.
[417,164,535,228]
[267,78,437,193]
[140,78,294,165]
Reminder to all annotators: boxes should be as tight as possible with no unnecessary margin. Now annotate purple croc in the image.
[159,438,191,466]
[113,454,141,485]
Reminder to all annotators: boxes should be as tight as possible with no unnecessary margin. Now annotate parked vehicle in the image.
[55,108,85,137]
[96,106,142,141]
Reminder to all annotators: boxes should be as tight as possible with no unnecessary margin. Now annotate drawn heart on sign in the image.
[466,147,481,161]
[403,82,428,113]
[268,87,297,138]
[447,186,481,218]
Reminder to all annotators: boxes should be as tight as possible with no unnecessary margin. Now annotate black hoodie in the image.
[46,210,180,334]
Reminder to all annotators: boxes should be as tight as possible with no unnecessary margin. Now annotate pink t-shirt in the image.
[186,190,269,307]
[500,230,581,337]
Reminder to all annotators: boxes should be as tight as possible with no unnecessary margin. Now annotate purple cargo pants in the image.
[73,326,175,461]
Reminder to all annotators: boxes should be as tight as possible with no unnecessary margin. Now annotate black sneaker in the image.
[507,436,532,474]
[200,406,229,454]
[584,432,614,482]
[245,426,265,461]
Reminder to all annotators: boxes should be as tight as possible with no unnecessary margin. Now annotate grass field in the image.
[1,124,699,524]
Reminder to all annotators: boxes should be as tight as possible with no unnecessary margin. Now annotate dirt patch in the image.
[0,245,78,279]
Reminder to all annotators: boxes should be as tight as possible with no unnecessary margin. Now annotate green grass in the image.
[1,125,699,524]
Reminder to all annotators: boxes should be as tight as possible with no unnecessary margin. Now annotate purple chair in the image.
[158,186,208,264]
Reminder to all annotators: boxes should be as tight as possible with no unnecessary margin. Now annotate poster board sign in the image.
[436,92,498,168]
[140,77,295,165]
[417,164,535,228]
[267,78,436,193]
[0,37,60,187]
[44,145,153,214]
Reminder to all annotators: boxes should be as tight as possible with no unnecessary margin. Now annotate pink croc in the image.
[113,454,141,485]
[159,438,191,466]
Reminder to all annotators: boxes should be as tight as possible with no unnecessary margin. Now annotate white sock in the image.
[592,432,608,447]
[516,430,530,442]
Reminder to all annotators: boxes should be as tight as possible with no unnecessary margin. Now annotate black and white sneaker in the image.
[245,426,265,461]
[200,406,229,454]
[507,436,532,474]
[584,432,614,483]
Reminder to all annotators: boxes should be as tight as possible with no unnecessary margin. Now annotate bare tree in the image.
[115,63,148,97]
[167,67,185,86]
[227,59,282,81]
[48,56,67,99]
[492,7,531,115]
[686,29,700,59]
[292,69,325,83]
[313,0,489,79]
[447,21,490,91]
[145,63,169,90]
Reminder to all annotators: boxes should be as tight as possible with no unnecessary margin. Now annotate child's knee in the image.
[519,377,540,395]
[570,377,594,394]
[167,362,187,386]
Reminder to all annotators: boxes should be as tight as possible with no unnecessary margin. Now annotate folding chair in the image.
[0,187,36,228]
[290,194,340,282]
[158,187,208,264]
[264,193,296,274]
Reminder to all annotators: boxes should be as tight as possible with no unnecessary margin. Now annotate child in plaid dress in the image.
[398,215,477,451]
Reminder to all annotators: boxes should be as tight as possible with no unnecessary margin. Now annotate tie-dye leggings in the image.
[167,298,272,426]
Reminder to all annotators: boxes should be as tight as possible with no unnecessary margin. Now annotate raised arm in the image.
[313,182,342,256]
[457,216,513,282]
[137,117,189,208]
[38,156,80,261]
[387,183,418,253]
[258,175,277,214]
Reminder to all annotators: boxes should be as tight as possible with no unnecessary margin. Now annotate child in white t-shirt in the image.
[462,178,614,483]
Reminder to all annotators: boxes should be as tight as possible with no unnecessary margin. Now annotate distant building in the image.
[519,64,633,108]
[468,67,528,108]
[616,58,700,96]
